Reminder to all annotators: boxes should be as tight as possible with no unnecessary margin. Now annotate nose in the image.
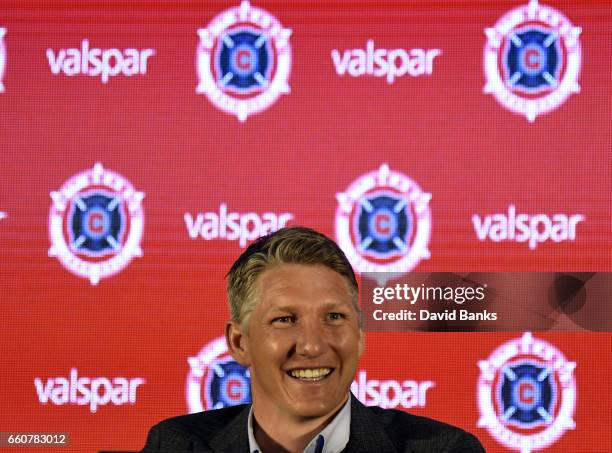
[294,318,327,357]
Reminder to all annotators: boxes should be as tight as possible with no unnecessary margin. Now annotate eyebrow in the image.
[319,301,352,311]
[267,301,352,314]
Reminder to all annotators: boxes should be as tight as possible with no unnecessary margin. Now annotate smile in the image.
[288,368,333,381]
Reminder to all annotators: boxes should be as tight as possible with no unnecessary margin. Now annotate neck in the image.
[252,396,348,453]
[253,419,321,453]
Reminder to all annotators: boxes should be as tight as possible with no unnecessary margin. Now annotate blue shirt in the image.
[247,396,351,453]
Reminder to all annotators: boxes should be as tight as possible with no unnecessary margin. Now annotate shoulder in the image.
[366,405,462,435]
[354,403,485,452]
[151,404,247,434]
[142,404,249,452]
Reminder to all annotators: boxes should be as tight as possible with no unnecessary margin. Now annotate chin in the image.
[289,399,344,419]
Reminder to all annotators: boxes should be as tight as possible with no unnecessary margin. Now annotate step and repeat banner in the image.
[0,1,610,451]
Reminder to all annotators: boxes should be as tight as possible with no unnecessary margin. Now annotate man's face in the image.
[231,263,363,422]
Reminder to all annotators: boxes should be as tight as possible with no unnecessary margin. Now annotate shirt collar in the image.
[247,396,351,453]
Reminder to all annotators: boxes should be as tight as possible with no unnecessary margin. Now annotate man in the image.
[142,227,485,452]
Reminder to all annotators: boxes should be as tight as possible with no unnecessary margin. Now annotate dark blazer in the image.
[142,395,485,453]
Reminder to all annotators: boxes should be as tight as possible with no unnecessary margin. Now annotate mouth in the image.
[287,367,333,381]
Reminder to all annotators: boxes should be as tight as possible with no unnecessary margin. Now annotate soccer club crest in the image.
[196,1,291,122]
[0,27,6,92]
[48,163,144,285]
[478,332,577,452]
[335,164,431,283]
[484,0,582,122]
[186,337,251,412]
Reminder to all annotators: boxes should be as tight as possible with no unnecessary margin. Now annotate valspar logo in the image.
[332,40,441,84]
[335,164,431,282]
[478,332,576,452]
[484,1,581,121]
[184,203,293,248]
[351,370,434,409]
[48,163,144,284]
[35,369,145,413]
[47,39,155,83]
[196,1,291,121]
[187,337,251,412]
[0,27,6,92]
[472,205,584,249]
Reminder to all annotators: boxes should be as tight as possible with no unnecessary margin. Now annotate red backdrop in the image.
[0,1,610,452]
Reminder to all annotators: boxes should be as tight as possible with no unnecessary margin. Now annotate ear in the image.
[225,320,251,367]
[357,329,365,358]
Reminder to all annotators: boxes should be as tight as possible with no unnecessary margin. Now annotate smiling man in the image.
[142,227,484,453]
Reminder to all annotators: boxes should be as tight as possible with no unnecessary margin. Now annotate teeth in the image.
[289,368,332,380]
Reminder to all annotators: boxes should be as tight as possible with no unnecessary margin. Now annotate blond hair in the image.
[227,226,359,330]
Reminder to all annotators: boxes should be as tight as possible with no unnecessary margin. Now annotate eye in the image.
[272,315,295,325]
[327,312,346,322]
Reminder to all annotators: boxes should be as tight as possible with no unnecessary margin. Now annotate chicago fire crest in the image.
[196,1,291,121]
[48,163,144,285]
[335,164,431,282]
[484,0,582,122]
[478,332,577,452]
[186,337,251,412]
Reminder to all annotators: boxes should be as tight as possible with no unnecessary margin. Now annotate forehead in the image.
[253,263,353,310]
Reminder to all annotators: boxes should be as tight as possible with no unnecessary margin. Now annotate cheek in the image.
[335,330,363,360]
[250,330,292,362]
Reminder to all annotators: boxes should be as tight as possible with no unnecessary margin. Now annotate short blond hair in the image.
[227,226,359,330]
